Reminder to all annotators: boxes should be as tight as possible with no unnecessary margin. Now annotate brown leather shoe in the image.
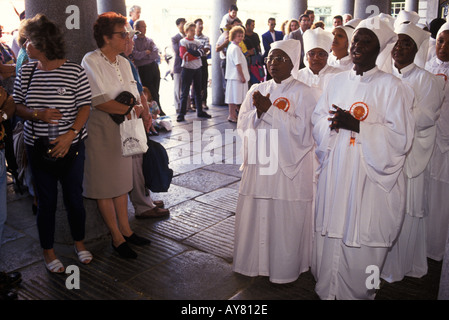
[135,207,170,219]
[153,200,164,208]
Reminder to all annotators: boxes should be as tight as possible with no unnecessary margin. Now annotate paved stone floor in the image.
[0,77,444,304]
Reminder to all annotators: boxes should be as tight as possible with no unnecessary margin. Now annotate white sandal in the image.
[75,246,93,265]
[45,259,65,273]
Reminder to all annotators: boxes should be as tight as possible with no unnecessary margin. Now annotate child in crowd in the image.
[220,5,239,32]
[143,87,160,135]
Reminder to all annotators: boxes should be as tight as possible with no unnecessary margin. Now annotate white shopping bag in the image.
[119,109,148,157]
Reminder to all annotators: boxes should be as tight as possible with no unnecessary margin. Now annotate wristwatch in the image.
[69,127,79,135]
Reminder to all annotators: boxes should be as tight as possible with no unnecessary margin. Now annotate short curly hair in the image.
[23,14,66,60]
[93,12,127,48]
[229,26,245,41]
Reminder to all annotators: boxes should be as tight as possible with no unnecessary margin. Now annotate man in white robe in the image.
[381,22,444,283]
[424,22,449,261]
[311,17,415,300]
[233,40,317,284]
[297,28,340,100]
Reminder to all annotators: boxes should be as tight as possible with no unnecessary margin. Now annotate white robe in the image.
[296,64,341,100]
[327,54,353,72]
[311,66,415,299]
[424,57,449,261]
[382,63,444,283]
[233,76,317,284]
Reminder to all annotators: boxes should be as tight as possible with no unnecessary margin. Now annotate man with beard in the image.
[311,17,415,299]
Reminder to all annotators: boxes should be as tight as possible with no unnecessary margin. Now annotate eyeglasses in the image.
[112,31,131,39]
[307,51,328,59]
[264,56,291,64]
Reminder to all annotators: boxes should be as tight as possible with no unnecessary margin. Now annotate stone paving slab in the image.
[171,169,240,193]
[183,216,235,263]
[149,200,233,242]
[195,188,239,214]
[126,250,250,300]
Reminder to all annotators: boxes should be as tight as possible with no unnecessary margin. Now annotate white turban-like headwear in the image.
[395,22,430,49]
[437,21,449,39]
[394,10,420,30]
[269,39,302,78]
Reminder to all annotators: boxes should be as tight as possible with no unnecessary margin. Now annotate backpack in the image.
[142,138,173,192]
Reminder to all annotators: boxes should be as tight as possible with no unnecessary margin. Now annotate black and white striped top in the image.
[13,61,92,146]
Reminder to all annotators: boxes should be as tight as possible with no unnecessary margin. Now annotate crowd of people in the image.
[0,4,448,301]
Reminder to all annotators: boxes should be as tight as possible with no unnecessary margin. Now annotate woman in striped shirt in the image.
[14,14,92,273]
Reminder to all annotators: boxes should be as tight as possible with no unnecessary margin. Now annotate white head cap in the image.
[335,25,355,43]
[355,17,398,52]
[394,10,420,29]
[344,18,362,29]
[395,22,430,48]
[437,21,449,39]
[269,39,302,78]
[303,27,333,53]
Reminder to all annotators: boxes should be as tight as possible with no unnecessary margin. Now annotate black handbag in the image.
[142,136,173,192]
[109,91,137,124]
[32,136,80,174]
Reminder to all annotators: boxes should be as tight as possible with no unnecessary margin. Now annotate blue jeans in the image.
[179,67,203,115]
[26,140,86,249]
[0,149,6,250]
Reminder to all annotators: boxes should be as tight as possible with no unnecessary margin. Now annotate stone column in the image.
[337,0,355,16]
[24,0,109,244]
[211,0,236,106]
[25,0,98,64]
[405,0,419,13]
[97,0,126,16]
[354,0,391,19]
[287,0,308,20]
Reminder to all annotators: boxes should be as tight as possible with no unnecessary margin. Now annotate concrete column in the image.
[25,0,98,65]
[337,0,355,16]
[287,0,308,20]
[405,0,419,13]
[354,0,391,19]
[24,0,109,244]
[211,0,236,106]
[97,0,126,16]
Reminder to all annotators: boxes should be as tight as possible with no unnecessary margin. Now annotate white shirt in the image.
[81,49,140,107]
[312,67,415,247]
[225,42,250,81]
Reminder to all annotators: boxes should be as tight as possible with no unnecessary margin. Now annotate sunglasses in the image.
[264,56,291,64]
[112,30,141,39]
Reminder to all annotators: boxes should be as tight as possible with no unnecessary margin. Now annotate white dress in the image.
[381,63,444,283]
[225,42,250,104]
[424,57,449,261]
[327,54,353,72]
[311,67,415,299]
[233,76,317,284]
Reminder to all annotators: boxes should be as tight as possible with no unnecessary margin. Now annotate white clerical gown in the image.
[233,76,317,284]
[424,57,449,261]
[296,65,341,100]
[327,54,353,72]
[311,66,415,299]
[381,63,444,283]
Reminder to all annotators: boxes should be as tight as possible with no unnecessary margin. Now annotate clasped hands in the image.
[328,104,360,133]
[253,91,271,118]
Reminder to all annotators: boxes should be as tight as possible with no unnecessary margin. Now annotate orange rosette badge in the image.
[349,102,369,121]
[273,97,290,112]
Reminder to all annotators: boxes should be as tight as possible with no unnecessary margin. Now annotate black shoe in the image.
[112,242,137,259]
[197,112,211,119]
[0,272,22,288]
[0,289,18,300]
[123,233,151,246]
[177,114,185,122]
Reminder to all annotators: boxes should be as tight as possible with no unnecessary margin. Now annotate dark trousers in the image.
[180,67,203,115]
[191,57,209,105]
[138,62,164,114]
[26,140,86,249]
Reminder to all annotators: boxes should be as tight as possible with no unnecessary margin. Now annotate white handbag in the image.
[119,109,148,157]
